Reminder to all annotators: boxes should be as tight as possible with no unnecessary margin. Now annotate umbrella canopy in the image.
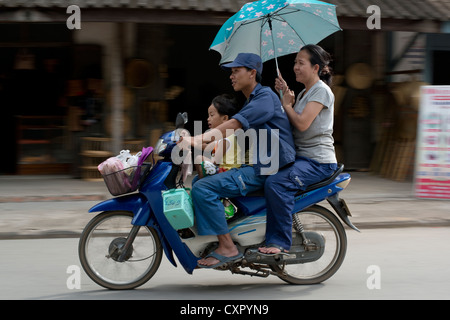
[210,0,341,67]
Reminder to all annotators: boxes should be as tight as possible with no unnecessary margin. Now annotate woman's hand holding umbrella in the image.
[275,72,295,107]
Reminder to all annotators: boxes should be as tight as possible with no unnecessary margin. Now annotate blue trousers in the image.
[264,157,337,250]
[191,166,267,236]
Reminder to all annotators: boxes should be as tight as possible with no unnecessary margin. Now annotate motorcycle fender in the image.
[327,194,360,232]
[89,193,151,226]
[88,194,179,267]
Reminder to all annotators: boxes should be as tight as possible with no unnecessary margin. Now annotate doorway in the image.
[432,50,450,85]
[0,23,72,174]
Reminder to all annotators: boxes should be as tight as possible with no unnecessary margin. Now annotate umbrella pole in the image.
[268,18,283,98]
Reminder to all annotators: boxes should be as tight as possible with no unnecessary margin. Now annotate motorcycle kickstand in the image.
[118,225,141,262]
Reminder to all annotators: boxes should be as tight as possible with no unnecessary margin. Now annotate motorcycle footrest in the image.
[242,248,298,264]
[242,245,323,265]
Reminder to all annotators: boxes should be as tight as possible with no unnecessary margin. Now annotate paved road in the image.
[2,171,450,239]
[2,196,450,239]
[1,227,449,301]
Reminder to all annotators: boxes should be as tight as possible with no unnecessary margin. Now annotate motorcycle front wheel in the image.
[79,211,163,290]
[271,205,347,285]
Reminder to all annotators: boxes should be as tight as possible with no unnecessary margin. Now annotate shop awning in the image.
[0,0,449,19]
[0,0,449,31]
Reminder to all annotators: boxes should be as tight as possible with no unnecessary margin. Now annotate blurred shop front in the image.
[0,5,242,178]
[0,1,449,182]
[0,22,105,176]
[0,23,72,174]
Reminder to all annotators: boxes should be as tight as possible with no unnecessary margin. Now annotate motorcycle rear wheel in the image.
[271,205,347,285]
[79,211,163,290]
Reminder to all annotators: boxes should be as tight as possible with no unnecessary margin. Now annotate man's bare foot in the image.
[258,244,289,255]
[258,246,281,254]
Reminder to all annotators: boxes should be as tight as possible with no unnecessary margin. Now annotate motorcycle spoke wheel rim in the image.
[272,207,346,284]
[83,213,160,287]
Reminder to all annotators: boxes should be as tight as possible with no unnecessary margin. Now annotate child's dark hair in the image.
[301,44,333,86]
[211,94,238,117]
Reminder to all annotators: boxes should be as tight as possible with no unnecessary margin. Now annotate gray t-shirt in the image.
[292,80,337,163]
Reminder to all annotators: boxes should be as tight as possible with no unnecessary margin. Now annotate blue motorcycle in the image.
[79,113,359,290]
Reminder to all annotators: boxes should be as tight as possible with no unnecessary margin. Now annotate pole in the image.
[268,18,280,76]
[111,23,124,155]
[268,18,283,98]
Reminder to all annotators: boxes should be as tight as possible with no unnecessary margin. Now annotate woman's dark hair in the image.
[212,94,239,117]
[301,44,333,86]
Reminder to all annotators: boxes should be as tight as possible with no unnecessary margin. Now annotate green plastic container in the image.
[162,188,194,230]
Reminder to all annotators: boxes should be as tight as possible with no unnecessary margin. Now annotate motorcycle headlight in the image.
[154,138,167,155]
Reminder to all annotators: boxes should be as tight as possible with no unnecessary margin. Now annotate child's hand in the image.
[176,136,193,150]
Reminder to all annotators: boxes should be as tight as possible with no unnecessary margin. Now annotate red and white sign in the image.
[414,86,450,199]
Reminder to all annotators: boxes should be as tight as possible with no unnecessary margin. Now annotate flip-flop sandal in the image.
[258,244,290,257]
[197,251,243,269]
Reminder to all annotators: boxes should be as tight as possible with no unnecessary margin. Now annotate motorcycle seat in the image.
[295,163,344,196]
[245,163,345,198]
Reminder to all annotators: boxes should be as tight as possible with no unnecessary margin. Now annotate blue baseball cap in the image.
[221,53,263,75]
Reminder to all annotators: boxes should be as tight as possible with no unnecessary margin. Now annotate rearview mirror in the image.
[175,112,188,129]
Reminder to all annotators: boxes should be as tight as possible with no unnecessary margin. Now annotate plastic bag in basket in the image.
[98,156,124,175]
[131,147,153,189]
[98,156,132,195]
[98,147,153,196]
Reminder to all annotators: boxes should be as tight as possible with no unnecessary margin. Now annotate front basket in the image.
[102,163,152,196]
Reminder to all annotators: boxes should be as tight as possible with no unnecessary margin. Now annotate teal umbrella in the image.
[210,0,341,72]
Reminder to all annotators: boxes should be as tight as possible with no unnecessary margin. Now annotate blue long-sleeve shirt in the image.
[232,83,295,175]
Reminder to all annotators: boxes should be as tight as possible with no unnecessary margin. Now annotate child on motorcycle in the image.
[194,94,240,179]
[193,94,240,219]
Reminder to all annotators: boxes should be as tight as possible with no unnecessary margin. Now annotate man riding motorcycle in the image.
[183,53,295,268]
